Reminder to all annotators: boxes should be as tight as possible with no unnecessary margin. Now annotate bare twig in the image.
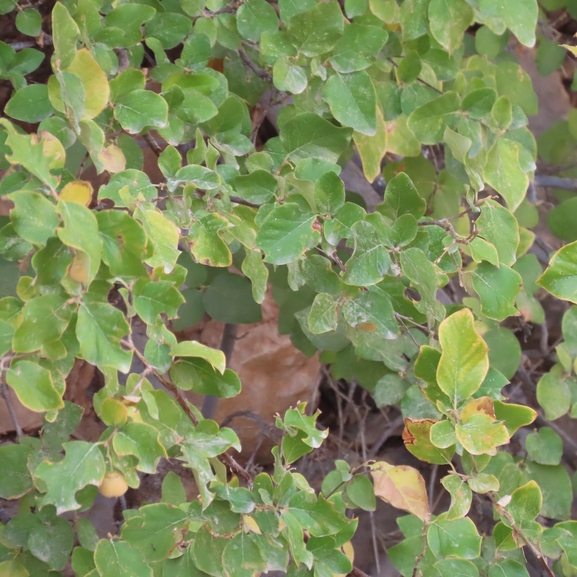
[367,415,404,459]
[0,382,23,438]
[142,132,163,158]
[8,34,53,50]
[202,323,237,419]
[534,174,577,190]
[238,47,273,82]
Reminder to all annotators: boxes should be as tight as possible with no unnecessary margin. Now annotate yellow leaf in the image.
[66,48,110,119]
[353,107,387,182]
[59,181,93,206]
[460,397,495,423]
[562,44,577,56]
[370,461,430,522]
[68,254,88,283]
[244,516,262,534]
[98,144,126,174]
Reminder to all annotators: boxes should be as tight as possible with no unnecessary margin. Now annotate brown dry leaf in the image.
[370,461,430,522]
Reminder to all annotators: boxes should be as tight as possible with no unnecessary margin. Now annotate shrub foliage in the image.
[0,0,576,576]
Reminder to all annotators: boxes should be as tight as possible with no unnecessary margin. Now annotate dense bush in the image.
[0,0,576,576]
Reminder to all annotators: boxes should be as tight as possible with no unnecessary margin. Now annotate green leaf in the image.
[6,360,64,412]
[134,281,184,324]
[237,0,278,41]
[427,516,482,559]
[322,71,377,136]
[489,560,530,577]
[484,138,528,211]
[476,199,519,267]
[287,1,344,57]
[478,0,538,47]
[437,309,489,406]
[342,221,391,286]
[353,107,387,182]
[399,247,445,321]
[28,515,74,571]
[113,422,167,473]
[441,474,472,519]
[471,262,522,321]
[537,241,577,303]
[34,441,105,514]
[0,119,65,190]
[121,503,188,562]
[77,301,132,373]
[493,400,536,436]
[223,532,266,577]
[346,475,376,511]
[202,271,262,324]
[313,170,345,217]
[170,358,241,397]
[525,427,563,466]
[407,92,460,145]
[308,293,338,334]
[280,112,353,163]
[436,559,479,577]
[399,0,428,40]
[536,372,571,421]
[257,203,321,265]
[342,286,398,339]
[483,327,521,380]
[505,480,541,527]
[9,190,59,246]
[0,443,33,498]
[234,170,277,204]
[273,56,308,94]
[97,210,147,279]
[171,340,226,374]
[5,84,54,122]
[379,172,426,220]
[57,200,103,285]
[402,418,455,464]
[52,2,80,69]
[16,8,42,37]
[242,249,268,304]
[94,539,153,577]
[523,461,572,520]
[329,24,388,73]
[429,0,473,52]
[13,294,73,353]
[135,207,181,272]
[188,213,232,268]
[114,90,168,134]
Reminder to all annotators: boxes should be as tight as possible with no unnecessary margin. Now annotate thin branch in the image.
[238,47,273,82]
[1,382,23,438]
[8,34,53,50]
[534,174,577,190]
[229,195,261,208]
[367,415,404,458]
[142,132,163,158]
[202,323,237,419]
